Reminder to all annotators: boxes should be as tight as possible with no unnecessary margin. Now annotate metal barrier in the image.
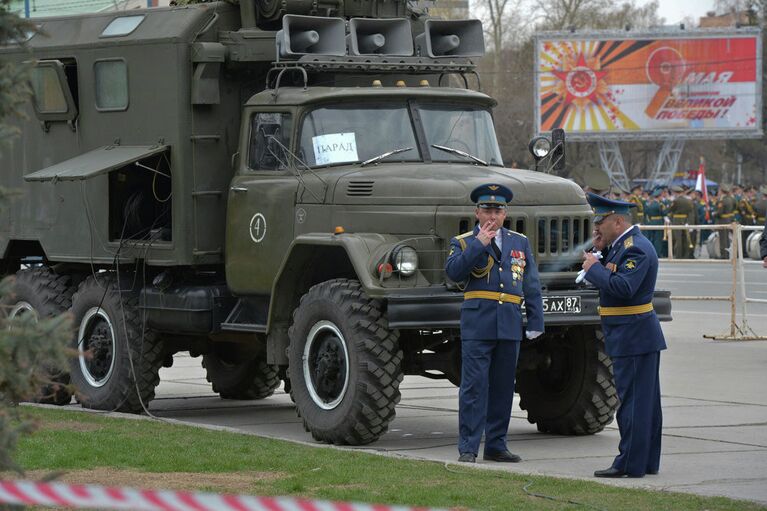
[639,223,766,341]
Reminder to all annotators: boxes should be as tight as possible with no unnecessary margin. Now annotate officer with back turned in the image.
[628,184,645,225]
[715,184,737,259]
[445,184,544,464]
[667,186,695,259]
[644,189,665,256]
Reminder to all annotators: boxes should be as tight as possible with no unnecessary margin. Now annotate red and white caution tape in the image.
[0,480,444,511]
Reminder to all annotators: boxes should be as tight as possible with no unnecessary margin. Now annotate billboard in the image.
[534,29,762,141]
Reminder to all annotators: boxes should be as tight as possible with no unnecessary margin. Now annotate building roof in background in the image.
[9,0,166,18]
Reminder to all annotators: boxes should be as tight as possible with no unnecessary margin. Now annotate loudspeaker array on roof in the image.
[276,15,485,59]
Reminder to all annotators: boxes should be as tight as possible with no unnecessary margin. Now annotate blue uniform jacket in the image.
[585,226,667,357]
[445,226,544,341]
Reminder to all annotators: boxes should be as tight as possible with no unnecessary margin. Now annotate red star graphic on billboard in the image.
[552,54,607,106]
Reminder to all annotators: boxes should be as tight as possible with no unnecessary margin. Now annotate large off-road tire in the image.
[288,279,403,445]
[202,343,280,400]
[69,275,164,413]
[1,267,79,405]
[517,326,617,435]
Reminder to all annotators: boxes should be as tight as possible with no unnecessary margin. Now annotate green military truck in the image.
[0,0,670,445]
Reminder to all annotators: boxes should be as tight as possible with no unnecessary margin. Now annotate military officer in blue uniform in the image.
[582,193,667,478]
[445,184,544,463]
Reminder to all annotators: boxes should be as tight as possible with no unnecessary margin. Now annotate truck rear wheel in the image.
[517,326,617,435]
[2,267,78,405]
[202,343,280,400]
[288,279,403,445]
[69,275,164,413]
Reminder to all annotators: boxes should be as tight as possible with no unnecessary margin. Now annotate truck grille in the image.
[536,216,591,255]
[346,180,374,196]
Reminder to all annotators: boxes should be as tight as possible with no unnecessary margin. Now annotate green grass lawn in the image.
[5,407,764,511]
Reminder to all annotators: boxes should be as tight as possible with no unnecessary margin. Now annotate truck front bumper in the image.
[386,287,673,330]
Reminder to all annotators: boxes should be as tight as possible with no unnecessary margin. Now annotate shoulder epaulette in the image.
[454,231,474,251]
[624,236,634,248]
[507,230,527,239]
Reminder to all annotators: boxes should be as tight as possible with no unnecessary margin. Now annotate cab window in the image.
[248,112,292,171]
[298,104,418,168]
[419,105,503,166]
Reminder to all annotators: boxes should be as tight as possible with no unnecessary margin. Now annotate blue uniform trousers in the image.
[611,351,663,476]
[458,339,520,455]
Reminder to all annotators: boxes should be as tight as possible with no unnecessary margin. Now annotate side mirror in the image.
[551,128,566,172]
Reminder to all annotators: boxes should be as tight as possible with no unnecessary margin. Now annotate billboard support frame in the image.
[647,138,686,188]
[597,140,631,191]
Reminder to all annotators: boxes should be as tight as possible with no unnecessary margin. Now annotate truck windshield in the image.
[297,102,503,168]
[299,105,419,167]
[419,105,503,166]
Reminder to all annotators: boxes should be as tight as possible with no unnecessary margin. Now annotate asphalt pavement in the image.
[80,260,767,505]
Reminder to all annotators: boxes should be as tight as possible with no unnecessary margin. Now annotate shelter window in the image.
[30,65,68,113]
[101,15,145,37]
[248,112,293,171]
[29,59,79,125]
[95,59,128,111]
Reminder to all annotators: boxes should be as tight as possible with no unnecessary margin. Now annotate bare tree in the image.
[529,0,660,30]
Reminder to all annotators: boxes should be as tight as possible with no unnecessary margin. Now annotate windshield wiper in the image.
[360,147,414,167]
[431,144,487,166]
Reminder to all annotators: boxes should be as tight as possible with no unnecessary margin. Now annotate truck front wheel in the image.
[288,279,403,445]
[69,275,164,413]
[517,326,617,435]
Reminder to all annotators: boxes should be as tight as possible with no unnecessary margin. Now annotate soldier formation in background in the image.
[581,178,766,260]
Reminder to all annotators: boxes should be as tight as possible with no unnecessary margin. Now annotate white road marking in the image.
[660,279,767,286]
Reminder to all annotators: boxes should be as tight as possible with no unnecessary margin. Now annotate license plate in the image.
[542,295,581,314]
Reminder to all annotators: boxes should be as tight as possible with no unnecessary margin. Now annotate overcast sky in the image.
[642,0,717,24]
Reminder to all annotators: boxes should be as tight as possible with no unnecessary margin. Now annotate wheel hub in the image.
[303,320,350,410]
[314,338,343,397]
[78,307,117,388]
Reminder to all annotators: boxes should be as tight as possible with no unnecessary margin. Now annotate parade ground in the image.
[78,260,767,505]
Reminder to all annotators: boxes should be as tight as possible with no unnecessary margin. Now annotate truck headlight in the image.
[529,136,551,158]
[391,245,418,277]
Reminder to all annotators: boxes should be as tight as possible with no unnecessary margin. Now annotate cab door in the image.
[225,111,297,295]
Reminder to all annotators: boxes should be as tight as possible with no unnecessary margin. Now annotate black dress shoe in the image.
[483,450,521,462]
[458,453,476,463]
[594,467,626,478]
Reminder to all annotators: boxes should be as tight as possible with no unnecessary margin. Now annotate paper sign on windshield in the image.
[312,133,358,165]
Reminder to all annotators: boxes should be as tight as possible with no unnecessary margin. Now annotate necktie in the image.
[491,238,501,260]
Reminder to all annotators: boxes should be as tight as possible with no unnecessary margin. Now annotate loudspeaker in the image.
[276,15,346,59]
[348,18,413,56]
[415,19,485,57]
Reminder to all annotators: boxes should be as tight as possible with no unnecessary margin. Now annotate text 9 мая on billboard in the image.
[535,31,761,140]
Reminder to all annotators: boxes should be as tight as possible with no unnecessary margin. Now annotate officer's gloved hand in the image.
[525,330,543,340]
